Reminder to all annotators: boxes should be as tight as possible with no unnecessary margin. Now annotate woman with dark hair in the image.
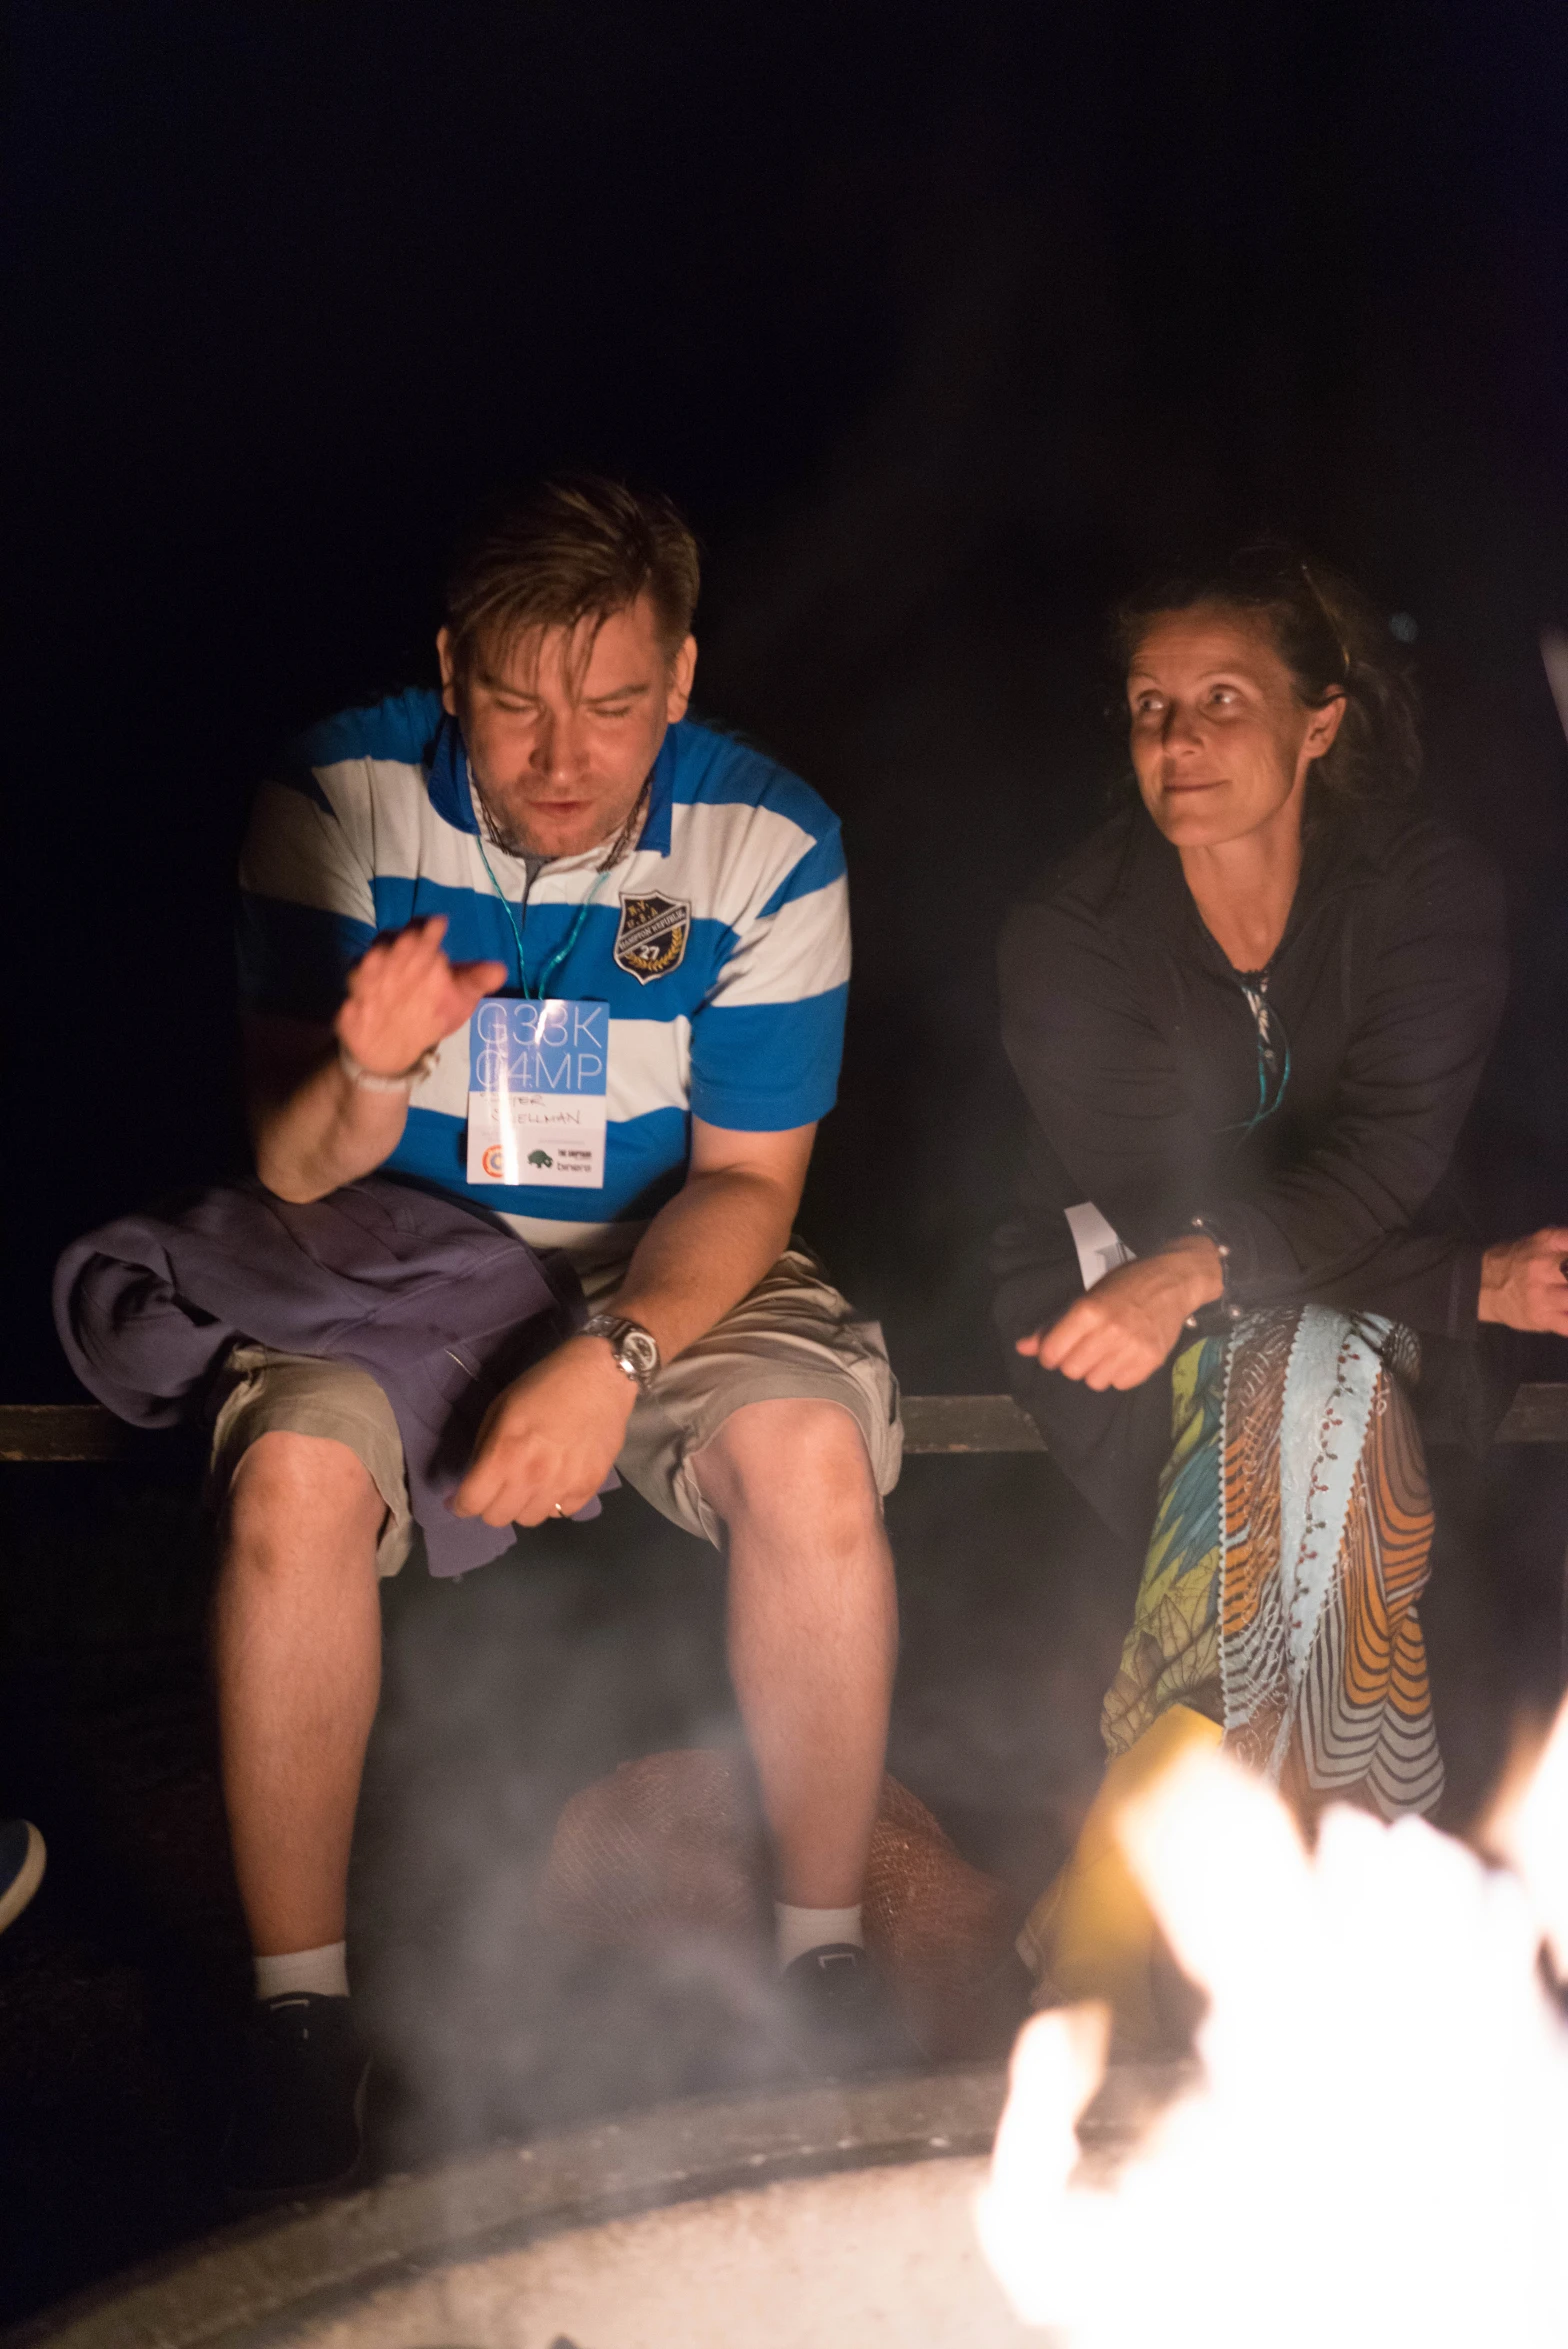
[996,548,1568,2040]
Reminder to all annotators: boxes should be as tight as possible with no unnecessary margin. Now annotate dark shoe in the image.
[781,1943,923,2078]
[0,1820,46,1935]
[222,1993,369,2209]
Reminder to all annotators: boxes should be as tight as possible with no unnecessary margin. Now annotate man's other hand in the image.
[336,916,506,1077]
[1016,1237,1224,1391]
[1478,1228,1568,1336]
[452,1337,637,1527]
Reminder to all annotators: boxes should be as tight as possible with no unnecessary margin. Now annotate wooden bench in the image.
[5,1387,1567,1459]
[900,1385,1568,1453]
[6,1392,1566,1644]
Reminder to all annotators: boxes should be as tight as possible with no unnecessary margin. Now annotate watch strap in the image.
[581,1312,661,1388]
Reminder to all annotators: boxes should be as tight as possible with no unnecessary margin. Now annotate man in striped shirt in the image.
[220,480,907,2197]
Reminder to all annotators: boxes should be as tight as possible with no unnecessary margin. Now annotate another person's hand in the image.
[452,1338,638,1527]
[336,916,505,1077]
[1016,1236,1224,1391]
[1477,1228,1568,1336]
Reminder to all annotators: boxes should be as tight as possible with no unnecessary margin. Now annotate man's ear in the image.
[437,627,459,717]
[665,634,697,723]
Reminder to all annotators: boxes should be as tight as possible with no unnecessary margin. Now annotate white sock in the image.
[775,1902,864,1970]
[253,1941,350,2001]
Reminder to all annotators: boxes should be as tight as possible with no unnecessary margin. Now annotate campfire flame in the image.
[976,1698,1568,2347]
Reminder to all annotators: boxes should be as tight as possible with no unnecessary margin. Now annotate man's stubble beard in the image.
[471,777,541,860]
[472,769,650,866]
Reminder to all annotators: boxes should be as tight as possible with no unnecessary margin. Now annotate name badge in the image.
[466,998,609,1189]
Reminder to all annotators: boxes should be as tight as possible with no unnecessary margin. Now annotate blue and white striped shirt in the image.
[238,689,850,1267]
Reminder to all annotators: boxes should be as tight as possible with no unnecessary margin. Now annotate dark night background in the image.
[5,0,1568,2324]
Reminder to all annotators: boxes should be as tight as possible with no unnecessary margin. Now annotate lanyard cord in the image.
[467,757,646,1001]
[475,832,599,1002]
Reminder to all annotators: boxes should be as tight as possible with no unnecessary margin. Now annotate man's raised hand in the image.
[335,917,506,1078]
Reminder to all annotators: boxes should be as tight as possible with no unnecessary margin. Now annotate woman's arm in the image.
[999,873,1208,1259]
[1196,826,1508,1332]
[1015,1233,1225,1390]
[999,876,1231,1387]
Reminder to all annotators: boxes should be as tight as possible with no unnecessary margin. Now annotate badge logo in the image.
[614,892,691,983]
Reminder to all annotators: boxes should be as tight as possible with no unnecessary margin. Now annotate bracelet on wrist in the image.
[1184,1216,1239,1332]
[337,1041,440,1095]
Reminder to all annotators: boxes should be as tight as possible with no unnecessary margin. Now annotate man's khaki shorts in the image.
[207,1245,903,1576]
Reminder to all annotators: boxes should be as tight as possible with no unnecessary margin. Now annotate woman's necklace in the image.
[1230,963,1292,1135]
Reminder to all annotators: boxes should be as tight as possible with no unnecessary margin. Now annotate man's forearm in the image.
[247,919,508,1203]
[453,1121,814,1532]
[609,1168,799,1361]
[251,1047,409,1203]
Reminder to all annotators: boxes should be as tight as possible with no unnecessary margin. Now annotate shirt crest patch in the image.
[614,892,691,983]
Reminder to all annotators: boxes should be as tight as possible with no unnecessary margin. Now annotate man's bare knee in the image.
[224,1431,385,1573]
[695,1399,879,1539]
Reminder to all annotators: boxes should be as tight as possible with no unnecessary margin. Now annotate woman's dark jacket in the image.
[994,792,1509,1550]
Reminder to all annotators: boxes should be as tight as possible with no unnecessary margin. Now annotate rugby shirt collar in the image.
[424,711,676,859]
[425,711,480,834]
[636,728,676,854]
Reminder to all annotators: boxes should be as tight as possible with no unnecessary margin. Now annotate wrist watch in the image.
[580,1312,661,1390]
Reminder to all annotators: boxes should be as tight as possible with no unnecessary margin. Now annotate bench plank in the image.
[1495,1384,1568,1444]
[0,1404,137,1462]
[901,1394,1048,1453]
[4,1387,1567,1462]
[902,1388,1568,1451]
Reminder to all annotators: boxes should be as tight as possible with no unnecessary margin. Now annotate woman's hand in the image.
[1016,1236,1225,1390]
[1478,1229,1568,1337]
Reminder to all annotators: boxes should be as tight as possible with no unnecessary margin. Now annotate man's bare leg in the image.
[692,1398,897,1915]
[213,1431,384,1958]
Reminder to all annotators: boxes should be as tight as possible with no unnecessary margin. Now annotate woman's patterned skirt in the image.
[1101,1304,1442,1820]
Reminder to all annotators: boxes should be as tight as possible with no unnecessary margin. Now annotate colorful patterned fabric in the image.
[1101,1304,1441,1819]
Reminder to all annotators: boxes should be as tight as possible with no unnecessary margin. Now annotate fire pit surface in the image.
[20,2062,1187,2349]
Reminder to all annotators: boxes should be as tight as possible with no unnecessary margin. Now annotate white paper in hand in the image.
[1063,1200,1135,1291]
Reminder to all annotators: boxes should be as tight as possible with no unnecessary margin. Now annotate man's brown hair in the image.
[443,475,700,683]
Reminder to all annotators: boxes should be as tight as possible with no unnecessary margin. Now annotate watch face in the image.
[620,1328,660,1380]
